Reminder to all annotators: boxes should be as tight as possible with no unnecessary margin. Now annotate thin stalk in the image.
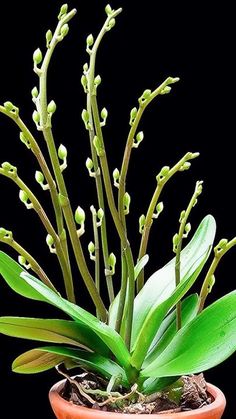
[0,167,74,301]
[174,181,203,330]
[88,7,135,347]
[115,253,128,334]
[137,151,199,292]
[0,232,57,292]
[90,206,100,318]
[86,95,114,303]
[198,237,236,312]
[35,10,107,320]
[118,77,180,229]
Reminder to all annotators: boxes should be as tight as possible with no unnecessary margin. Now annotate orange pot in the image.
[49,379,226,419]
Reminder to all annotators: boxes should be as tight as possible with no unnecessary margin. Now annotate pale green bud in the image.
[97,208,104,221]
[160,86,171,95]
[0,228,7,238]
[81,74,88,92]
[142,89,152,99]
[180,161,191,171]
[130,107,138,125]
[18,255,26,265]
[93,136,104,156]
[101,107,108,120]
[47,100,57,114]
[61,24,69,38]
[185,222,191,233]
[86,157,94,170]
[19,190,29,203]
[105,4,113,15]
[82,109,90,124]
[157,165,170,182]
[86,34,94,47]
[75,206,85,225]
[94,75,102,86]
[218,238,228,248]
[179,210,186,222]
[168,76,180,84]
[58,144,67,160]
[136,131,144,143]
[156,202,164,213]
[33,48,43,65]
[19,132,31,149]
[108,252,116,269]
[4,101,17,113]
[107,18,116,30]
[35,171,44,184]
[172,233,179,252]
[46,234,54,246]
[31,86,39,98]
[83,62,89,73]
[88,241,95,254]
[113,168,120,180]
[58,4,68,20]
[123,192,131,214]
[46,30,53,47]
[139,214,146,234]
[32,110,40,123]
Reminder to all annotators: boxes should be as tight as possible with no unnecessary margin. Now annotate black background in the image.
[0,0,235,417]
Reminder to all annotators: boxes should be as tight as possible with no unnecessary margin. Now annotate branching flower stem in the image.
[36,9,107,321]
[88,7,135,348]
[0,167,73,300]
[0,230,57,292]
[90,206,100,318]
[137,151,199,292]
[86,95,114,303]
[198,237,236,312]
[174,180,203,330]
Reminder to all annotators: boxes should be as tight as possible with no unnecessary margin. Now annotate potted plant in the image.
[0,3,235,418]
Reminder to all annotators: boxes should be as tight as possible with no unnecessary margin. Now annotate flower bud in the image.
[58,144,67,160]
[86,34,94,47]
[18,255,26,266]
[81,75,88,92]
[123,192,131,214]
[108,252,116,273]
[19,132,31,149]
[35,170,44,184]
[179,210,186,222]
[185,222,191,233]
[168,76,180,84]
[75,206,85,225]
[94,75,102,86]
[47,100,57,114]
[172,233,179,252]
[101,107,108,121]
[4,101,17,113]
[160,86,171,95]
[218,238,228,248]
[107,18,116,30]
[97,208,104,221]
[58,4,68,20]
[83,62,89,73]
[156,202,164,213]
[130,107,138,125]
[46,234,54,247]
[32,110,40,123]
[139,214,146,234]
[31,86,39,98]
[113,168,120,180]
[180,161,191,171]
[105,4,113,15]
[136,131,144,143]
[93,136,104,156]
[86,157,94,170]
[61,24,69,38]
[19,190,29,203]
[88,241,95,254]
[82,109,90,127]
[0,228,7,238]
[33,48,43,65]
[46,30,53,47]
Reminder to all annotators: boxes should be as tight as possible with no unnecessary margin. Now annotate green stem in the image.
[90,206,100,318]
[174,181,203,330]
[0,167,74,301]
[118,77,180,229]
[137,151,199,292]
[86,95,114,303]
[199,237,236,312]
[35,10,107,320]
[115,253,128,334]
[0,231,57,292]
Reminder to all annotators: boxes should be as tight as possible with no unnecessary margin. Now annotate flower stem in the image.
[90,206,100,318]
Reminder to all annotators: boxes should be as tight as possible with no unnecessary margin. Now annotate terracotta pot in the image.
[49,379,226,419]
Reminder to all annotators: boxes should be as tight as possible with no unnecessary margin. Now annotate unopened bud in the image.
[47,100,57,114]
[58,144,67,160]
[157,202,164,213]
[101,107,108,121]
[46,30,53,47]
[31,87,39,98]
[97,208,104,221]
[33,48,43,65]
[123,192,131,215]
[18,255,26,266]
[88,241,95,254]
[4,101,18,114]
[86,157,94,170]
[58,4,68,20]
[35,171,44,184]
[81,75,88,92]
[108,252,116,270]
[105,4,113,15]
[130,107,138,125]
[75,206,85,225]
[94,75,102,86]
[0,228,7,238]
[32,110,40,123]
[173,233,179,252]
[86,34,94,47]
[19,132,31,149]
[185,222,191,233]
[46,234,54,247]
[107,18,116,30]
[139,214,146,234]
[61,23,69,38]
[180,161,191,171]
[160,86,171,95]
[19,190,29,203]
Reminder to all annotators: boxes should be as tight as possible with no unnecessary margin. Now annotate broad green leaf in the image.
[0,252,47,302]
[131,253,209,370]
[13,346,129,387]
[143,294,199,367]
[12,349,66,374]
[131,215,216,348]
[108,254,149,329]
[141,291,236,378]
[141,376,178,395]
[20,272,131,370]
[0,317,108,356]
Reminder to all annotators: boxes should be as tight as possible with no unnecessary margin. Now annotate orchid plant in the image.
[0,3,236,407]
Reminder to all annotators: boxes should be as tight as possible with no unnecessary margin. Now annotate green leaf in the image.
[108,254,149,329]
[141,291,236,378]
[131,252,209,371]
[141,376,178,395]
[131,215,216,348]
[20,272,131,370]
[0,252,47,302]
[0,317,108,356]
[13,346,129,387]
[143,294,199,367]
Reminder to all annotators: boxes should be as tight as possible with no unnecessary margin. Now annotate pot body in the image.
[49,379,226,419]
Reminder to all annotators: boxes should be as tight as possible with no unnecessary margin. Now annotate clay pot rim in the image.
[49,379,226,418]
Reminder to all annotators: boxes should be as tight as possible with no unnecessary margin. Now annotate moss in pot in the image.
[0,3,235,417]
